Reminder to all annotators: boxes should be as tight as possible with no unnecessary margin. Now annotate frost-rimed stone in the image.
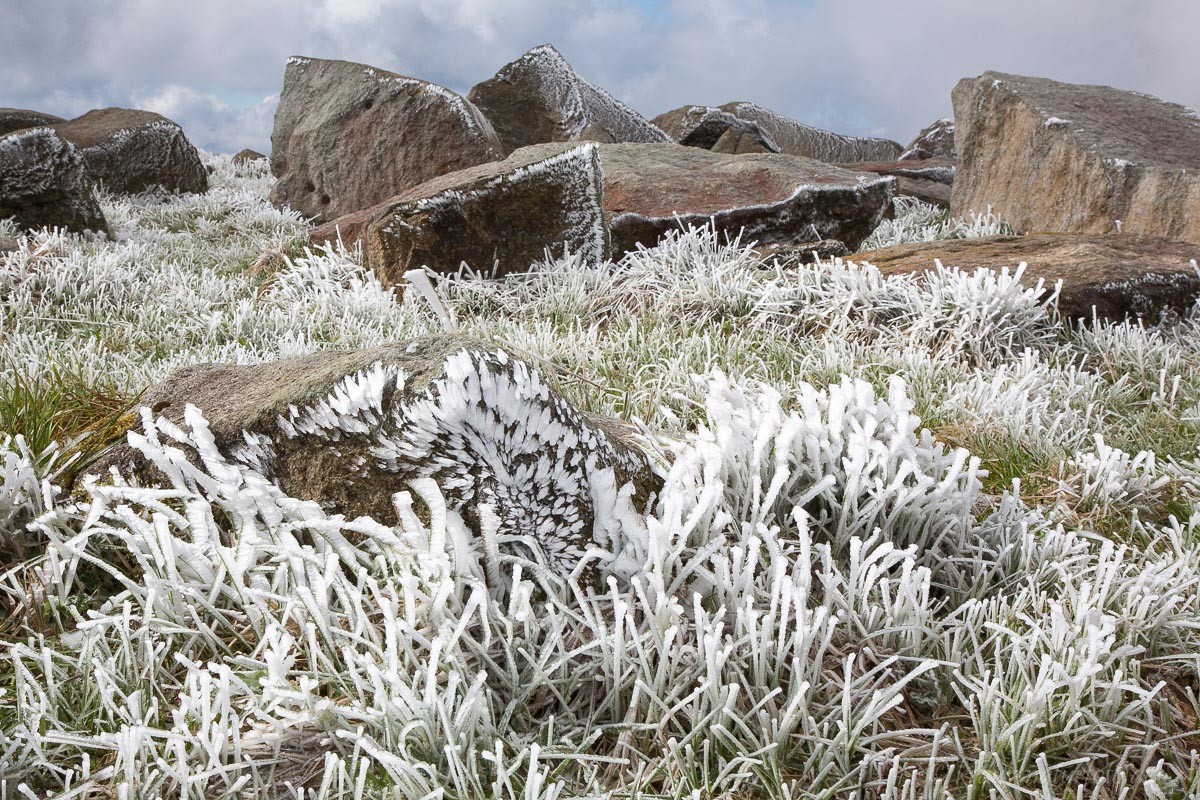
[900,117,956,161]
[843,157,955,207]
[49,108,208,194]
[86,337,657,574]
[652,105,779,154]
[270,56,503,224]
[0,108,64,136]
[720,102,903,163]
[952,72,1200,245]
[0,128,110,235]
[468,44,670,155]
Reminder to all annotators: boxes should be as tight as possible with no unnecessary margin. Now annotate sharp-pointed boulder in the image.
[951,72,1200,245]
[270,56,503,223]
[0,108,64,136]
[0,128,110,235]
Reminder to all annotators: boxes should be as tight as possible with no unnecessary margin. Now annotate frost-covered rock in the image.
[651,104,778,154]
[0,107,63,136]
[843,157,955,207]
[597,143,894,255]
[952,72,1200,244]
[310,141,608,282]
[467,44,670,155]
[0,127,110,235]
[270,56,503,224]
[232,148,267,165]
[720,102,903,163]
[48,108,208,194]
[857,232,1200,321]
[85,336,657,574]
[900,117,956,161]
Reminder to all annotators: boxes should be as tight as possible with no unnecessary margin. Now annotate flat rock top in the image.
[968,71,1200,170]
[598,143,890,217]
[52,108,181,149]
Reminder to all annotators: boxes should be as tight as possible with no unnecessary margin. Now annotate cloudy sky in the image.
[3,0,1198,154]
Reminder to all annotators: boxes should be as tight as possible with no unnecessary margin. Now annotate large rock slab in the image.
[952,72,1200,245]
[271,56,503,224]
[844,158,955,207]
[49,108,208,194]
[651,105,778,154]
[0,108,64,136]
[720,102,902,163]
[467,44,670,155]
[857,233,1200,321]
[0,128,110,235]
[597,143,895,255]
[87,336,657,574]
[900,117,956,161]
[310,142,608,282]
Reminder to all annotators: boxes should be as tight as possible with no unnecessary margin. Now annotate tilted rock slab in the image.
[652,105,779,154]
[0,128,110,235]
[49,108,208,194]
[952,72,1200,245]
[721,102,902,163]
[597,143,895,255]
[0,107,64,136]
[271,56,503,224]
[900,117,956,161]
[309,142,608,283]
[87,337,658,574]
[857,233,1200,321]
[468,44,670,155]
[843,158,955,207]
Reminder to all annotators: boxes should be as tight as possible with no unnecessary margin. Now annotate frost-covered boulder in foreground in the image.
[720,101,903,162]
[48,108,208,194]
[310,141,608,281]
[85,336,657,575]
[0,127,110,235]
[270,56,503,224]
[467,44,670,155]
[0,107,63,136]
[598,143,894,255]
[952,72,1200,244]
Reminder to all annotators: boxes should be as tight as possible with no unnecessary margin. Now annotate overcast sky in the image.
[3,0,1198,155]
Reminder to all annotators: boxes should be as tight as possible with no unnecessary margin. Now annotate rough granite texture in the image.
[597,143,895,255]
[86,336,658,575]
[270,56,503,223]
[721,102,903,163]
[0,108,64,136]
[951,72,1200,245]
[858,233,1200,321]
[900,117,956,161]
[652,105,779,154]
[468,44,670,155]
[0,128,110,235]
[50,108,208,194]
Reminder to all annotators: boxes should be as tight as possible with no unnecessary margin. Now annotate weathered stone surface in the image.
[900,117,956,161]
[468,44,670,155]
[0,128,110,235]
[310,142,608,282]
[271,56,503,224]
[952,72,1200,245]
[50,108,208,194]
[719,102,903,162]
[0,235,17,254]
[755,239,850,265]
[0,108,63,136]
[87,336,658,574]
[232,148,267,164]
[652,105,778,154]
[858,233,1200,321]
[598,143,894,255]
[845,158,955,207]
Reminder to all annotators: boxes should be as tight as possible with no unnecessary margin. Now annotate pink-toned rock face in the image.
[270,56,502,224]
[952,72,1200,245]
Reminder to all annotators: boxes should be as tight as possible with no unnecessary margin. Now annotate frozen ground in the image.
[2,155,1200,798]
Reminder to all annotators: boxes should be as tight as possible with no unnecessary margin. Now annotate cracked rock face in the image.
[87,337,658,575]
[50,108,209,195]
[0,108,64,136]
[270,56,503,224]
[952,72,1200,245]
[0,128,110,235]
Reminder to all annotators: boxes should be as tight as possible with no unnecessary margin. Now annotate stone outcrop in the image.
[467,45,670,155]
[49,108,208,194]
[0,108,64,136]
[270,56,503,224]
[844,158,955,207]
[310,142,608,282]
[651,105,778,154]
[87,336,658,574]
[720,102,902,162]
[597,143,894,255]
[0,128,110,235]
[232,148,267,164]
[951,71,1200,245]
[857,233,1200,321]
[900,117,955,161]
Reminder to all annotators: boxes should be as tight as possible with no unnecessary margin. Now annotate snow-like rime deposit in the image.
[4,155,1200,798]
